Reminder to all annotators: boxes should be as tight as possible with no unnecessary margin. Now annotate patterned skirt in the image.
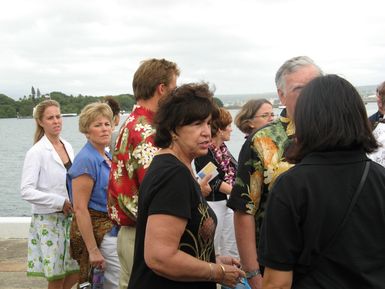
[27,213,79,281]
[70,209,113,285]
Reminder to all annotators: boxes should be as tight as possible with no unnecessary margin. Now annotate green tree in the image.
[0,94,16,105]
[0,105,16,118]
[31,86,35,100]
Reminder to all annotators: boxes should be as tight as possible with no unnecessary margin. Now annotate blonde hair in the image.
[78,102,113,134]
[33,99,60,144]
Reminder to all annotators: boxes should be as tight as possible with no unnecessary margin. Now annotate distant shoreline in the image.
[224,96,377,110]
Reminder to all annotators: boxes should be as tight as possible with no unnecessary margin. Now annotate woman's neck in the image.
[89,140,106,156]
[162,147,193,173]
[211,136,223,148]
[45,133,61,146]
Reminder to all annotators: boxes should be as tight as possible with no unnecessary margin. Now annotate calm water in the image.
[0,104,378,216]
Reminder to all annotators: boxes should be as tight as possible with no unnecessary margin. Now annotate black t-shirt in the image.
[128,154,217,289]
[258,150,385,289]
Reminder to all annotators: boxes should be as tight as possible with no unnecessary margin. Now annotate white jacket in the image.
[20,135,74,214]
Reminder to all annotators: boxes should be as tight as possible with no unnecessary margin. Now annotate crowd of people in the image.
[20,56,385,289]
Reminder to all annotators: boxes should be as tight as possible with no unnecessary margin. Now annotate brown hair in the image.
[234,99,272,134]
[154,82,219,148]
[211,107,232,137]
[133,58,180,101]
[33,99,60,144]
[286,75,378,163]
[102,96,120,117]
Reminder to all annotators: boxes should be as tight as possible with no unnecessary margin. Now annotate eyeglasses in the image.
[254,113,275,119]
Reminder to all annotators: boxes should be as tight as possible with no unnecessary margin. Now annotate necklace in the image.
[164,148,196,178]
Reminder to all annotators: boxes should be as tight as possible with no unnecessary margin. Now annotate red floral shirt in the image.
[107,105,159,226]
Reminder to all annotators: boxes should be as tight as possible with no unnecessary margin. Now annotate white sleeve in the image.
[20,148,65,211]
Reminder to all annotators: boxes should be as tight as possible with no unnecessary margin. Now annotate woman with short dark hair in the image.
[258,74,385,289]
[128,83,245,289]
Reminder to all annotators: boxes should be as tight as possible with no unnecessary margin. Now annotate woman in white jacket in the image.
[21,100,79,289]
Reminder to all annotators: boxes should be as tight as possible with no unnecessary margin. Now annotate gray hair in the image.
[275,56,323,91]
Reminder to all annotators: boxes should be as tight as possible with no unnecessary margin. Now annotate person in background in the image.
[258,74,385,289]
[103,96,121,153]
[234,99,274,137]
[21,99,79,289]
[128,83,245,289]
[367,81,385,166]
[68,102,120,289]
[228,56,322,289]
[368,81,385,129]
[194,107,239,262]
[107,58,180,289]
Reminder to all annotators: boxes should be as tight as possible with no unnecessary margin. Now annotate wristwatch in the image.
[245,269,261,279]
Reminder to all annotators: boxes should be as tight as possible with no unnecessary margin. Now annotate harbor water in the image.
[0,104,378,217]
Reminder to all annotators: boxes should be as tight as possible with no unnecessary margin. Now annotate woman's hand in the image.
[214,262,245,288]
[62,199,73,216]
[88,247,106,270]
[198,174,212,197]
[216,255,241,267]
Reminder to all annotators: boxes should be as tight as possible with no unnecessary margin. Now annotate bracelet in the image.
[219,264,226,282]
[208,263,214,281]
[245,269,261,279]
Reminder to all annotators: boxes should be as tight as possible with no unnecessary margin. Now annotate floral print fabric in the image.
[27,213,79,281]
[228,110,294,243]
[210,143,236,186]
[108,105,159,226]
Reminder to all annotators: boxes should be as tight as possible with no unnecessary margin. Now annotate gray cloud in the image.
[1,0,385,99]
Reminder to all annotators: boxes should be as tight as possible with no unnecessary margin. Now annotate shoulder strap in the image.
[321,160,370,254]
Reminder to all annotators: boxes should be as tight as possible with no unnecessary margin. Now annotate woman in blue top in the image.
[68,102,120,289]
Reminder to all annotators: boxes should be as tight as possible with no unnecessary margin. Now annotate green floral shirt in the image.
[228,110,295,243]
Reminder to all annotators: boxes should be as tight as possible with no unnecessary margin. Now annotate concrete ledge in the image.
[0,217,30,239]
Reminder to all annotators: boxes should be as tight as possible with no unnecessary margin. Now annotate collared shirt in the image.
[107,105,159,226]
[258,150,385,288]
[20,135,74,214]
[67,141,111,213]
[228,109,295,243]
[368,110,383,130]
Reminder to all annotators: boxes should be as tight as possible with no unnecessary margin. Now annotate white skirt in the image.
[27,213,79,281]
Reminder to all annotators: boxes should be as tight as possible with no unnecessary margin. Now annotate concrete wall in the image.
[0,217,30,239]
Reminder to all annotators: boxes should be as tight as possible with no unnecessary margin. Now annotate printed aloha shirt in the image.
[227,109,295,243]
[107,105,159,226]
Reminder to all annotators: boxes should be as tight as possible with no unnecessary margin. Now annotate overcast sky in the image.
[1,0,385,100]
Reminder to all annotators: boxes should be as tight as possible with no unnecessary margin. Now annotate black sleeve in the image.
[257,177,303,271]
[148,166,194,220]
[227,137,255,212]
[369,111,383,127]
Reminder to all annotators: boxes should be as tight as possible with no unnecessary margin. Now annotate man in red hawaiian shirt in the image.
[108,58,180,288]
